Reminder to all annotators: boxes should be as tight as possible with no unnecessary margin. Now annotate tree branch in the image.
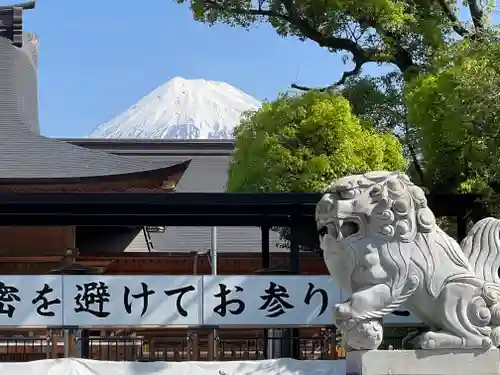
[203,0,289,20]
[359,17,416,75]
[435,0,469,37]
[283,0,392,90]
[206,0,419,91]
[291,57,365,91]
[204,0,386,91]
[205,0,373,56]
[291,17,418,90]
[467,0,484,31]
[391,131,425,186]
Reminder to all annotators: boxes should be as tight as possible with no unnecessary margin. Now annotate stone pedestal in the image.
[346,349,500,375]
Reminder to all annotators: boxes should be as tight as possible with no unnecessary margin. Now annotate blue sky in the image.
[19,0,348,138]
[18,0,493,138]
[16,0,374,138]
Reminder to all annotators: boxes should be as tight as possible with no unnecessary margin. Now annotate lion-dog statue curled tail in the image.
[316,171,500,350]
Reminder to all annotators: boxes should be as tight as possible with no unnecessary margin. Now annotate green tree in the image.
[340,73,425,186]
[227,91,407,250]
[405,35,500,197]
[175,0,495,193]
[227,91,407,194]
[175,0,500,242]
[176,0,491,88]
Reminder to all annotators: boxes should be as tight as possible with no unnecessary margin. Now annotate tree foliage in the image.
[175,0,496,187]
[176,0,492,88]
[341,73,405,134]
[405,35,500,196]
[227,91,407,194]
[175,0,500,238]
[175,0,497,192]
[227,91,407,250]
[340,73,425,185]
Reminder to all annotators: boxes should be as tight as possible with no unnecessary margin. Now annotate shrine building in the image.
[0,0,482,363]
[0,2,338,361]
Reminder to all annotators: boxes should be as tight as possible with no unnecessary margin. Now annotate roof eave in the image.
[0,159,191,192]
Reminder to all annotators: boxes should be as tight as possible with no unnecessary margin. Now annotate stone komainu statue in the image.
[316,171,500,350]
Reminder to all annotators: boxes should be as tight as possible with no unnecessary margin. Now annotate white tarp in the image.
[0,358,345,375]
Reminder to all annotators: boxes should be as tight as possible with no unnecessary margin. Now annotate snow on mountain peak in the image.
[89,77,261,140]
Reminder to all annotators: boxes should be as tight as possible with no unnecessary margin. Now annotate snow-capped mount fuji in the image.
[89,77,261,139]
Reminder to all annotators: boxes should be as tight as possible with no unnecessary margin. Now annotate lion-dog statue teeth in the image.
[316,171,500,350]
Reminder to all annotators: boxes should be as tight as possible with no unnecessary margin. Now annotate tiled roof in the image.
[0,131,190,180]
[0,34,188,180]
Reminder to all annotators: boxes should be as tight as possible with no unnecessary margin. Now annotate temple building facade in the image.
[0,4,338,361]
[65,139,289,255]
[0,27,190,274]
[0,2,424,362]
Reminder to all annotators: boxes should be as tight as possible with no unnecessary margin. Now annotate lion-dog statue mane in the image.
[316,171,500,350]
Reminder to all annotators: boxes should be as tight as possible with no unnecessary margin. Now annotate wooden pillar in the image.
[63,329,70,357]
[190,331,199,360]
[187,330,200,361]
[149,338,156,360]
[206,328,220,361]
[68,330,77,357]
[213,330,219,360]
[50,329,58,359]
[80,329,90,358]
[207,329,214,360]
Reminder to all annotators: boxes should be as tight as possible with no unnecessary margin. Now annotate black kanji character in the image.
[164,285,195,317]
[259,281,294,318]
[74,281,111,318]
[124,282,155,317]
[0,282,20,318]
[304,282,328,317]
[213,283,245,317]
[32,283,61,317]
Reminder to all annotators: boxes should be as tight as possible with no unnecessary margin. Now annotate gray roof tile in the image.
[0,34,188,180]
[0,132,190,180]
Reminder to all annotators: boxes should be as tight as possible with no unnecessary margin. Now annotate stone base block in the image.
[346,348,500,375]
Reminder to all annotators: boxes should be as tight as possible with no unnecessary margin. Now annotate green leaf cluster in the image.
[405,35,500,195]
[227,91,407,194]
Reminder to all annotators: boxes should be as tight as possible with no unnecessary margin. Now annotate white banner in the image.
[203,276,341,325]
[0,358,345,375]
[0,275,62,326]
[63,276,203,327]
[0,274,419,327]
